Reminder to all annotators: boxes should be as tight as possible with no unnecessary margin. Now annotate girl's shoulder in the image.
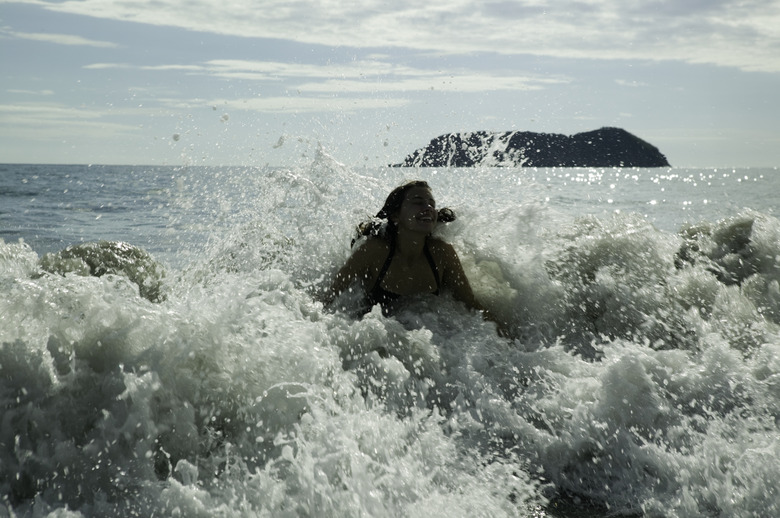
[426,237,459,264]
[354,236,391,260]
[427,236,456,254]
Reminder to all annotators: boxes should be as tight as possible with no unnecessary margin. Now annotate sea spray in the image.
[1,238,543,515]
[1,159,779,516]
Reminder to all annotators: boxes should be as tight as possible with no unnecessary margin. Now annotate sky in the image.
[1,0,779,168]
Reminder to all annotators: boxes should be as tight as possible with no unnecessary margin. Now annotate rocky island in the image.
[392,127,669,168]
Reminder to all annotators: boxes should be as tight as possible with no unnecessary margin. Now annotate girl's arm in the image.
[436,240,510,335]
[328,239,385,302]
[437,241,481,310]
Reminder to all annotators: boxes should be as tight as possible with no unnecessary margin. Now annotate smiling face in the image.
[391,185,438,235]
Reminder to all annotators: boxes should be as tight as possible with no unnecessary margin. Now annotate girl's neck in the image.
[394,229,427,259]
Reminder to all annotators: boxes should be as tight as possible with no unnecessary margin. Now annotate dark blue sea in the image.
[1,158,779,517]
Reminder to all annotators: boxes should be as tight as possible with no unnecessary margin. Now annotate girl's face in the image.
[392,186,437,234]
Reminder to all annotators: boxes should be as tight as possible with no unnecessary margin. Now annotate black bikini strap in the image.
[423,241,441,294]
[374,239,395,289]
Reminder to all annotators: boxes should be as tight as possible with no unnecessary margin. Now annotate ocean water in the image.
[1,156,779,517]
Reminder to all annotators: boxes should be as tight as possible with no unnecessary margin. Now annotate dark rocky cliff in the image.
[392,127,669,167]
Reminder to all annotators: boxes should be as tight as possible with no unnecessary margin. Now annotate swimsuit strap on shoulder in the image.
[423,240,441,295]
[374,239,395,289]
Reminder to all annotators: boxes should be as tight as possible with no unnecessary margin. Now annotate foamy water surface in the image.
[1,157,779,517]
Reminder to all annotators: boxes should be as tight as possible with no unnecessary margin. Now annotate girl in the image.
[329,180,495,323]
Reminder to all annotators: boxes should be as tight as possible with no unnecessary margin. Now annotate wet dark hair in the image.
[351,180,456,247]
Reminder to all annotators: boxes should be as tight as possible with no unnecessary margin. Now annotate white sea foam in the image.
[1,158,779,517]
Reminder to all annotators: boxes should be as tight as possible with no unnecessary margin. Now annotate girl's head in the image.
[353,181,455,246]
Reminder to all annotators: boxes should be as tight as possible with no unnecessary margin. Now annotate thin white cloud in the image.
[83,58,568,95]
[295,76,554,93]
[209,96,412,114]
[4,29,118,48]
[22,0,780,72]
[0,101,173,122]
[6,88,55,95]
[0,103,103,120]
[0,102,143,140]
[83,63,133,70]
[615,79,647,88]
[146,94,410,114]
[84,63,203,72]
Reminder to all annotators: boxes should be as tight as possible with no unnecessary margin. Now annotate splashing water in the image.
[1,157,778,517]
